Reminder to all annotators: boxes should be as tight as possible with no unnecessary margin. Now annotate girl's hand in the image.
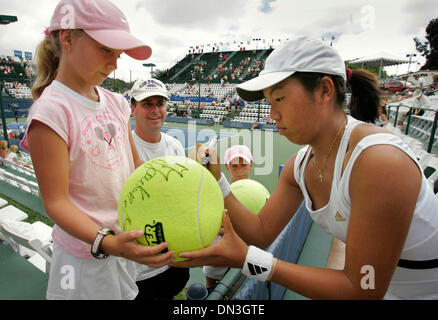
[102,230,175,268]
[169,211,248,269]
[189,143,221,181]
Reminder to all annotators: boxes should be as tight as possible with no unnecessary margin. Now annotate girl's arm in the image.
[128,123,144,169]
[28,120,172,267]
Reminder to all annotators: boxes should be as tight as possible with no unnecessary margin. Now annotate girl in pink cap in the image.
[224,144,254,184]
[20,0,173,300]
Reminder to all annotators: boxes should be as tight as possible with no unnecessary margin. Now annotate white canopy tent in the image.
[348,52,411,78]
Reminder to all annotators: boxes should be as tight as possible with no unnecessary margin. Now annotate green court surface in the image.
[0,242,49,300]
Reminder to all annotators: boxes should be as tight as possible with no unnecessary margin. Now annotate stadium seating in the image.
[232,104,275,124]
[0,220,53,273]
[3,81,32,99]
[159,49,273,85]
[0,156,38,193]
[387,96,438,148]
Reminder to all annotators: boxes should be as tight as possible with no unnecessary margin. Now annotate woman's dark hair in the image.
[291,69,381,123]
[347,69,382,123]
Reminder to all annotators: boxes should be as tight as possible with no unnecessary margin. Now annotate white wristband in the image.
[242,245,274,282]
[218,172,231,198]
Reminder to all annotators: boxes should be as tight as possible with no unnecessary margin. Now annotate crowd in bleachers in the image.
[0,55,30,78]
[0,57,17,75]
[2,80,32,99]
[209,50,268,84]
[160,48,273,85]
[166,82,238,102]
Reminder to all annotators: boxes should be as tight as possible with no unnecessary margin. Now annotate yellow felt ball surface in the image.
[230,179,270,214]
[118,156,224,261]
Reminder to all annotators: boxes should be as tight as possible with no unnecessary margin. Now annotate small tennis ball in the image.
[118,156,224,261]
[230,179,270,214]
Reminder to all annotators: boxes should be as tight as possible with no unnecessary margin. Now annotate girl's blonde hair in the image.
[9,145,19,153]
[32,30,86,100]
[0,140,8,151]
[32,31,61,100]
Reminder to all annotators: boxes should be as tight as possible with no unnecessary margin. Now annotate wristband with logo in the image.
[241,245,274,282]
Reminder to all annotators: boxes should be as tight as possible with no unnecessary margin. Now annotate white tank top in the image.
[294,116,438,299]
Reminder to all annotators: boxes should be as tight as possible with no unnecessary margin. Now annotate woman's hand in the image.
[169,211,248,269]
[102,230,175,268]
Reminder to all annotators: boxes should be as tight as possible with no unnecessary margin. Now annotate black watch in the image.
[91,228,115,259]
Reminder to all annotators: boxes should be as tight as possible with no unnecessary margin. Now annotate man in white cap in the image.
[130,78,185,161]
[129,78,189,300]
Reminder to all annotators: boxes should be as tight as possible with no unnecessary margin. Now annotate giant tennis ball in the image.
[118,156,224,261]
[230,179,270,214]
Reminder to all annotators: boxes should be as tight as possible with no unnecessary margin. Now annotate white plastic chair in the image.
[0,221,53,273]
[424,156,438,195]
[0,198,7,208]
[0,205,29,247]
[0,205,28,223]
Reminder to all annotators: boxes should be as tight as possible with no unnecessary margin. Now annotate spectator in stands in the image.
[203,144,254,290]
[0,140,17,163]
[129,78,189,300]
[9,144,19,154]
[20,0,173,300]
[4,143,33,169]
[375,104,388,127]
[390,90,412,126]
[411,89,430,116]
[389,91,401,102]
[175,36,438,300]
[414,75,425,92]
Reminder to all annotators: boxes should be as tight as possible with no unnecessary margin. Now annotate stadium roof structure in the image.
[0,15,18,25]
[348,52,411,78]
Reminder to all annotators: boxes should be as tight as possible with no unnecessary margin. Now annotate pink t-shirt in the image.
[20,80,135,258]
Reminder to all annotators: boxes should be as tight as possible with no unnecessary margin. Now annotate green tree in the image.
[152,68,167,79]
[345,62,387,78]
[415,17,438,70]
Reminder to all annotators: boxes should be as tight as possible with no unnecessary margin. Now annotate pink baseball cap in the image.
[224,145,254,165]
[49,0,152,60]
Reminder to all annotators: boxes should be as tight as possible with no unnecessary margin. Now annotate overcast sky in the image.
[1,0,437,82]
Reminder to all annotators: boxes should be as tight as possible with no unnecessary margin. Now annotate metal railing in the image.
[386,103,438,153]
